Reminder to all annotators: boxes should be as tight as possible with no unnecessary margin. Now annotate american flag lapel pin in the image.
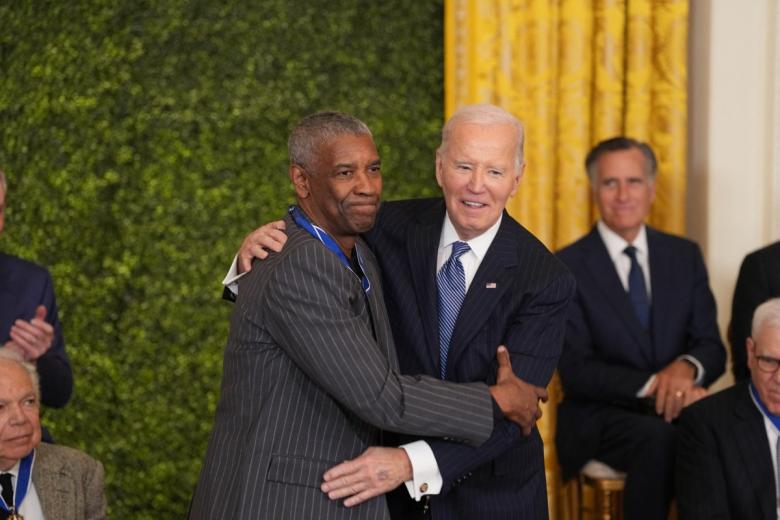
[485,282,497,289]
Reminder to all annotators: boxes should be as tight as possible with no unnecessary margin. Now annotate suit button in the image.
[420,483,429,493]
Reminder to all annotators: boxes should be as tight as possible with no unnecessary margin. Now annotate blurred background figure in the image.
[0,349,105,519]
[729,241,780,382]
[677,297,780,520]
[0,170,73,439]
[555,138,726,520]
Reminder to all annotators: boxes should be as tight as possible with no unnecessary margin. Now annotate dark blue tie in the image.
[624,245,650,329]
[437,241,470,379]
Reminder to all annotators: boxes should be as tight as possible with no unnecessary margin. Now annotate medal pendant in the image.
[8,512,24,520]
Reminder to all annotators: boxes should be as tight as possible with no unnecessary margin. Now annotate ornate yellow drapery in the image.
[444,1,688,517]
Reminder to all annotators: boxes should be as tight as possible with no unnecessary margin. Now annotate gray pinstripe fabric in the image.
[189,214,494,520]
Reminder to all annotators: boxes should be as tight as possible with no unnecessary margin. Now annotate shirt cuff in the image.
[400,441,442,501]
[637,374,656,398]
[222,255,246,296]
[679,355,705,385]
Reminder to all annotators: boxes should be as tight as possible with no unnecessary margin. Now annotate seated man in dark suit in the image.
[729,241,780,382]
[555,137,726,520]
[0,349,105,519]
[0,170,73,415]
[226,105,575,519]
[677,297,780,520]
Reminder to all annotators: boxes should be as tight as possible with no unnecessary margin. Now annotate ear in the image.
[435,150,444,188]
[290,164,310,198]
[509,162,525,198]
[747,337,756,365]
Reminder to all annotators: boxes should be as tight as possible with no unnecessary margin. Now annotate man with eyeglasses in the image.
[676,297,780,519]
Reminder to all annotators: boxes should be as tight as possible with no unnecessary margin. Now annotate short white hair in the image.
[752,298,780,338]
[439,104,525,169]
[0,349,41,400]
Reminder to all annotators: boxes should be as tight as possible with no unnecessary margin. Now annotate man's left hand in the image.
[7,305,54,361]
[649,359,696,422]
[321,447,412,507]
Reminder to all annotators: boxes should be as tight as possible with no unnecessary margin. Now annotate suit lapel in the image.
[407,202,446,376]
[446,215,516,372]
[581,228,654,364]
[731,386,776,519]
[357,239,396,365]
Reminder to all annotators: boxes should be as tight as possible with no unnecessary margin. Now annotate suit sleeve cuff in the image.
[400,441,442,501]
[222,255,246,296]
[636,374,656,398]
[679,355,705,385]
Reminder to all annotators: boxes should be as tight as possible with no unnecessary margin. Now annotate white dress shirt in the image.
[3,459,45,520]
[595,221,704,395]
[400,212,503,500]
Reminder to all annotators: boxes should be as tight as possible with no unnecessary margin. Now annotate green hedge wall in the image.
[0,1,443,517]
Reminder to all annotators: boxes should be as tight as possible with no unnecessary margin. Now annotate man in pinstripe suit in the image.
[231,105,575,519]
[192,111,546,520]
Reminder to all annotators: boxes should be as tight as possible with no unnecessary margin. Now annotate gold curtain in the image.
[444,1,688,517]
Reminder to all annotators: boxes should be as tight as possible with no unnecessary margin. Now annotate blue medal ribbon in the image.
[288,205,371,294]
[750,382,780,431]
[0,449,35,514]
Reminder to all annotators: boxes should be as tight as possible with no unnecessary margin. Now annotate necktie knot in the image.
[450,241,470,261]
[623,245,638,260]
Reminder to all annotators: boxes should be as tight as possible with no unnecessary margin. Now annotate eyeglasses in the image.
[755,354,780,373]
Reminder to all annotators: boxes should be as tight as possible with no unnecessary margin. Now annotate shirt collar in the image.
[439,212,503,262]
[597,220,648,262]
[2,460,20,478]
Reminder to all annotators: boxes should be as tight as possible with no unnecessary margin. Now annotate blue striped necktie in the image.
[437,241,470,379]
[624,245,650,329]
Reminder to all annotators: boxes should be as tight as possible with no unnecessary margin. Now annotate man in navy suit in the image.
[0,170,73,414]
[555,137,726,520]
[677,297,780,520]
[227,105,574,519]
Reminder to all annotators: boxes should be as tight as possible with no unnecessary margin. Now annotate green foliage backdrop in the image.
[0,1,443,517]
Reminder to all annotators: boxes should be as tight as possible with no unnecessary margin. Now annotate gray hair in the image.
[752,298,780,338]
[584,136,658,184]
[439,104,525,169]
[0,349,41,400]
[288,111,372,170]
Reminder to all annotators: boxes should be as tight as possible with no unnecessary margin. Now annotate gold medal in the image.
[8,512,24,520]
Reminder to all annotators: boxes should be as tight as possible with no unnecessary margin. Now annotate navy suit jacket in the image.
[555,226,726,478]
[676,382,776,520]
[729,240,780,382]
[0,253,72,408]
[365,198,575,520]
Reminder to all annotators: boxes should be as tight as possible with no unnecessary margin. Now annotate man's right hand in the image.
[488,346,548,435]
[237,220,287,273]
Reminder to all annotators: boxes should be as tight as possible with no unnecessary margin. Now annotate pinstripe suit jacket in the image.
[33,442,107,520]
[190,213,495,520]
[366,199,575,520]
[676,382,776,520]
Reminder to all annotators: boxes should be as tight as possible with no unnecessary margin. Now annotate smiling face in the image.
[592,147,655,243]
[435,121,523,241]
[292,133,382,253]
[0,360,41,470]
[748,323,780,415]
